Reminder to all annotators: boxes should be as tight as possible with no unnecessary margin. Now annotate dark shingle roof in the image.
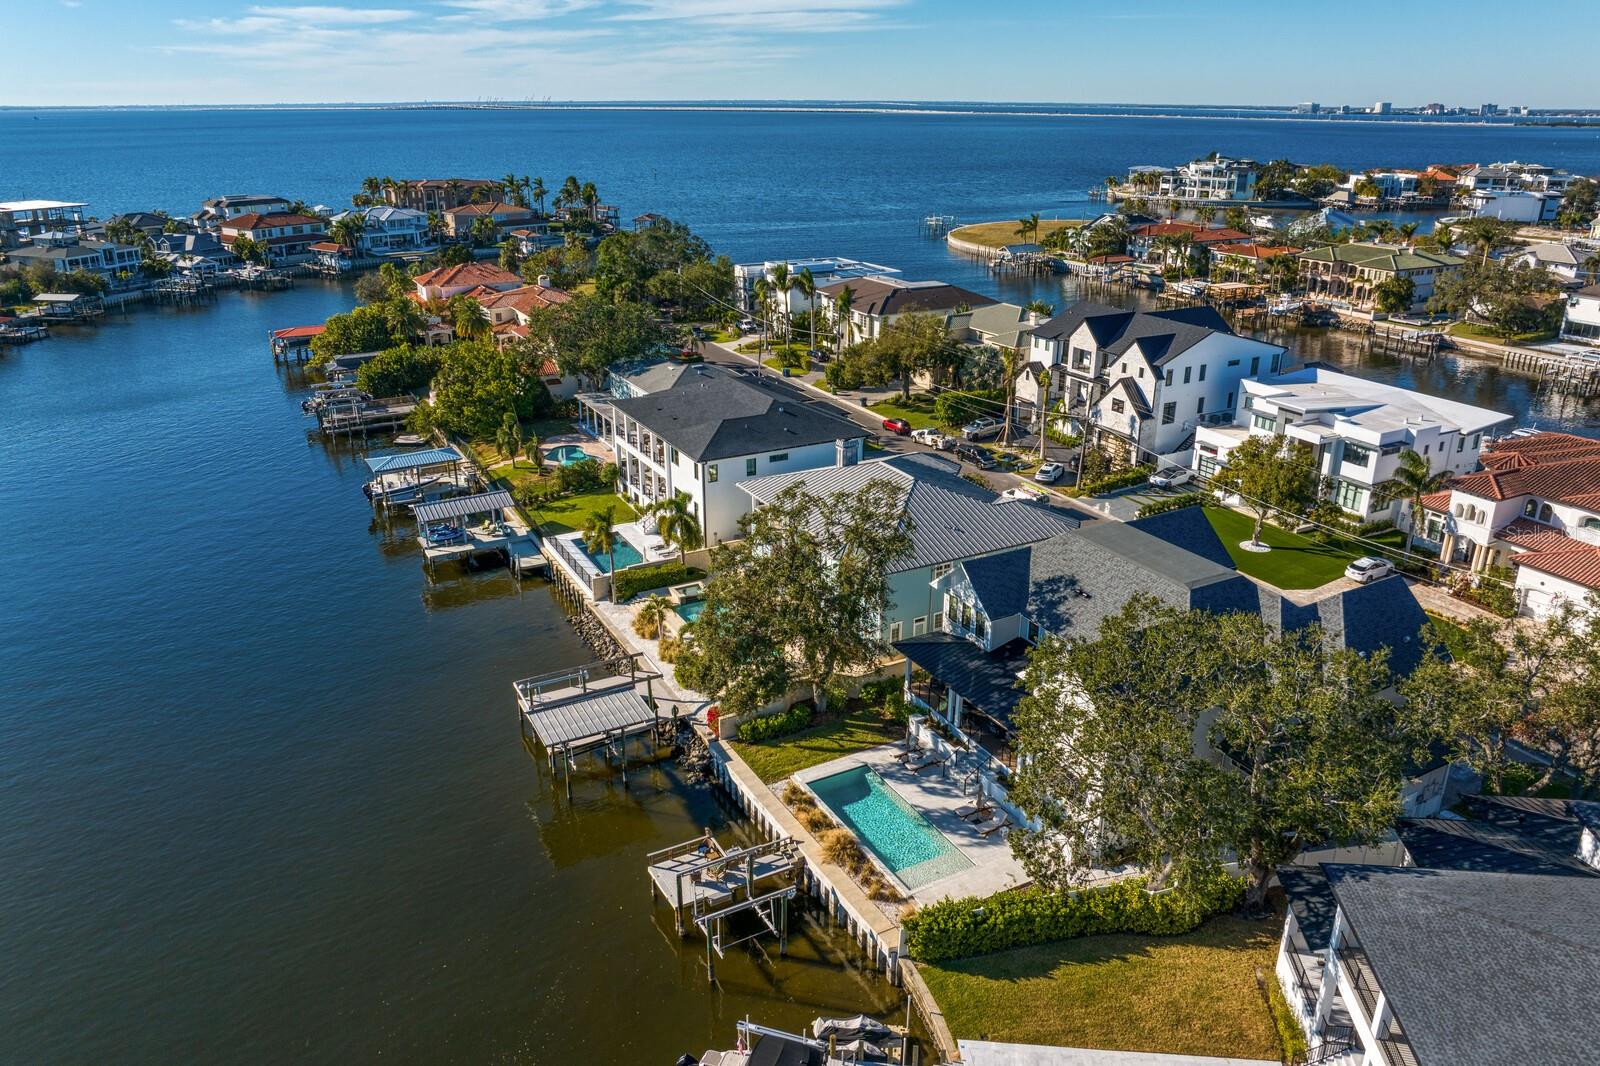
[1030,303,1240,366]
[1324,864,1600,1066]
[961,548,1031,619]
[1397,816,1598,877]
[1277,864,1337,952]
[610,376,863,461]
[815,277,996,318]
[1127,505,1238,570]
[739,452,1078,573]
[894,634,1031,727]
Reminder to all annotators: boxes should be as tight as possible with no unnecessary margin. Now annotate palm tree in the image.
[496,413,522,465]
[752,277,772,355]
[444,179,463,207]
[525,435,545,474]
[1389,449,1449,554]
[795,268,818,353]
[1023,298,1054,318]
[361,175,383,201]
[449,294,489,339]
[768,262,791,345]
[530,176,547,216]
[501,172,524,207]
[646,491,703,564]
[383,297,425,341]
[999,344,1025,445]
[832,285,854,352]
[1398,221,1421,242]
[425,211,445,241]
[328,213,366,252]
[580,181,598,217]
[584,505,618,588]
[1015,212,1041,245]
[633,594,670,639]
[1195,204,1216,227]
[1582,251,1600,284]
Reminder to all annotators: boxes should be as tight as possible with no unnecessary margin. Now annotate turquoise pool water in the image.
[545,445,589,465]
[583,537,643,573]
[674,600,706,623]
[808,766,972,890]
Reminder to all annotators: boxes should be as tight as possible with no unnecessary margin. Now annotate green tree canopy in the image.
[1209,434,1319,547]
[526,294,669,388]
[354,344,444,397]
[310,302,404,362]
[1373,275,1416,314]
[1428,260,1563,338]
[425,340,554,438]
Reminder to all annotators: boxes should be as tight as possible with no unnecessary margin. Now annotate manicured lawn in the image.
[1447,322,1557,345]
[1203,506,1359,590]
[867,394,942,431]
[730,706,905,783]
[764,356,811,374]
[949,218,1086,249]
[919,915,1282,1061]
[1423,611,1473,657]
[530,491,637,535]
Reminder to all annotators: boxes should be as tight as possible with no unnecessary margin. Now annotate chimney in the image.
[836,438,860,466]
[537,274,552,288]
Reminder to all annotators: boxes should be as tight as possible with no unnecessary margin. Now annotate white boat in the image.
[392,433,429,446]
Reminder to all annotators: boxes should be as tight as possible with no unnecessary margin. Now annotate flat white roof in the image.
[1246,367,1513,436]
[0,200,88,212]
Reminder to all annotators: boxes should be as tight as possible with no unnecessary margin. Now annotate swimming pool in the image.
[808,765,972,890]
[545,445,590,465]
[673,600,706,623]
[583,536,643,573]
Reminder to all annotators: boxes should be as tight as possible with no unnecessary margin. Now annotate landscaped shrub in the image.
[900,871,1245,961]
[1071,465,1153,497]
[820,828,864,869]
[1266,974,1309,1062]
[657,635,683,664]
[799,806,834,834]
[1454,565,1517,617]
[782,781,812,807]
[1136,491,1208,518]
[552,457,616,495]
[735,703,814,743]
[612,561,691,601]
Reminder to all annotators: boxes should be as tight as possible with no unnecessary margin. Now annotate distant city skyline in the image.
[3,0,1598,108]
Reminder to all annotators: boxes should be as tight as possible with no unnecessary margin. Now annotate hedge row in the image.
[613,561,692,602]
[1072,465,1153,497]
[736,703,814,743]
[900,871,1244,961]
[1135,491,1209,518]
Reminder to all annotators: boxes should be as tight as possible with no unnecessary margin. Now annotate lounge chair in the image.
[954,800,994,822]
[974,813,1011,837]
[908,753,949,776]
[894,745,926,765]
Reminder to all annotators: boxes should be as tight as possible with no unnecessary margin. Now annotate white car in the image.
[1148,466,1195,489]
[912,428,956,451]
[1001,485,1048,502]
[1034,461,1066,484]
[1344,557,1395,584]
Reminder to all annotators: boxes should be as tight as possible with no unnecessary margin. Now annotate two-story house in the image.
[1297,243,1465,314]
[442,201,537,242]
[410,261,522,302]
[327,205,436,257]
[733,256,899,317]
[1560,284,1600,343]
[0,199,89,243]
[1155,155,1260,202]
[218,212,327,264]
[383,178,505,214]
[198,194,293,223]
[817,276,995,346]
[739,452,1079,641]
[605,372,867,545]
[1194,367,1513,522]
[1125,221,1253,265]
[4,234,144,286]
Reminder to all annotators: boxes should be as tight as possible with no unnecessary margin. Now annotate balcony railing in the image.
[1282,949,1320,1015]
[1334,941,1381,1021]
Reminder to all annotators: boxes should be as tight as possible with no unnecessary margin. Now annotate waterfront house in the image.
[411,261,522,302]
[1456,160,1579,197]
[1297,243,1464,314]
[1194,367,1512,523]
[5,235,143,287]
[384,178,505,214]
[104,211,179,240]
[198,194,293,223]
[329,205,436,257]
[817,276,994,346]
[473,279,576,395]
[442,201,536,242]
[1125,221,1253,266]
[1468,188,1563,223]
[219,212,328,265]
[733,256,900,317]
[1514,242,1593,285]
[896,515,1429,794]
[1273,860,1598,1066]
[1155,155,1260,202]
[152,231,239,276]
[599,370,867,545]
[739,451,1080,640]
[1210,242,1301,283]
[508,224,561,255]
[1020,303,1285,464]
[0,199,89,243]
[1561,284,1600,342]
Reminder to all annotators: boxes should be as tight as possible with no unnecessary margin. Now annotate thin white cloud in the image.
[439,0,601,17]
[248,5,418,22]
[612,0,905,22]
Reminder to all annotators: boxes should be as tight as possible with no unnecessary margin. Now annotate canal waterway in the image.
[5,106,1600,1063]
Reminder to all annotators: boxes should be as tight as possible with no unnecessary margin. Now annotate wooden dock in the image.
[646,833,801,982]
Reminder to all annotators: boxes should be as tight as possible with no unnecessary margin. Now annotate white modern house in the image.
[739,452,1079,642]
[1561,284,1600,343]
[733,256,898,316]
[1456,161,1578,197]
[1154,155,1260,202]
[0,199,89,243]
[602,371,867,545]
[198,194,293,222]
[1194,367,1513,522]
[1468,188,1563,223]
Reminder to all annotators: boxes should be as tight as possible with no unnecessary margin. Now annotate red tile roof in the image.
[270,324,325,340]
[1213,243,1300,260]
[1419,489,1454,512]
[443,201,530,217]
[1482,432,1600,470]
[1510,544,1600,590]
[1130,222,1252,244]
[413,262,522,289]
[1495,518,1589,553]
[476,283,572,315]
[222,212,325,230]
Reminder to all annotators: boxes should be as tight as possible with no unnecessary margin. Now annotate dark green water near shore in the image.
[0,283,901,1062]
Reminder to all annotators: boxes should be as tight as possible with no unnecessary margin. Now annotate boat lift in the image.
[646,834,800,983]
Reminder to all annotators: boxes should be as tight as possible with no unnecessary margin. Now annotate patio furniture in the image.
[973,813,1011,837]
[908,752,949,775]
[955,800,994,822]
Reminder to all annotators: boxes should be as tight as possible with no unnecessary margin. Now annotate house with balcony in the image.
[1297,243,1464,314]
[1194,367,1513,523]
[0,200,90,245]
[817,276,994,346]
[442,201,537,242]
[218,212,327,265]
[894,514,1430,801]
[383,178,505,214]
[1456,160,1578,197]
[198,194,293,223]
[1416,431,1600,616]
[152,231,240,277]
[1275,792,1598,1066]
[410,261,522,302]
[733,256,899,316]
[1560,284,1600,343]
[4,235,144,287]
[1020,302,1285,464]
[1210,242,1301,282]
[1125,221,1253,265]
[327,205,435,258]
[1154,155,1261,202]
[600,371,867,545]
[739,452,1079,642]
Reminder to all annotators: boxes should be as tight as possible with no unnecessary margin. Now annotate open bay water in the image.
[3,106,1600,1062]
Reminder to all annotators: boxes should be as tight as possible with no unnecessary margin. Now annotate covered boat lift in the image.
[516,655,680,796]
[362,447,472,508]
[412,489,544,575]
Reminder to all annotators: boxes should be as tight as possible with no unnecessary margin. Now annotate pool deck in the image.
[794,744,1029,905]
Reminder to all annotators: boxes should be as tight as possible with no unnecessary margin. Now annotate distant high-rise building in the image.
[1295,102,1320,114]
[1480,103,1499,116]
[1422,102,1446,115]
[1373,101,1393,115]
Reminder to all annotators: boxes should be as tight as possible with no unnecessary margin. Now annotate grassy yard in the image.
[528,491,637,535]
[949,218,1086,249]
[1447,322,1557,345]
[729,705,905,783]
[1203,507,1365,590]
[866,393,942,431]
[919,915,1281,1061]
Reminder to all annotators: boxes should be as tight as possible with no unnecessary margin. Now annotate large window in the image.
[1252,413,1276,432]
[1334,480,1368,512]
[768,452,789,464]
[745,457,757,476]
[1111,398,1126,414]
[1162,402,1176,425]
[1343,443,1373,469]
[707,464,718,483]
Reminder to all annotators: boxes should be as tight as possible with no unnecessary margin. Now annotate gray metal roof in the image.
[413,490,514,524]
[610,375,862,461]
[1324,864,1600,1066]
[739,452,1078,573]
[363,447,460,474]
[525,685,657,749]
[895,634,1032,728]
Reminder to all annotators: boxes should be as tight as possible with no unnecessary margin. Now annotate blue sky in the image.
[2,1,1595,107]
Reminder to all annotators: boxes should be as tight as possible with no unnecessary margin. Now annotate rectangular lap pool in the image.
[809,765,972,890]
[583,536,643,573]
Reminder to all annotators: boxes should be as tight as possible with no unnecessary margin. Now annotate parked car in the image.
[956,444,997,470]
[1034,461,1066,484]
[1344,557,1395,584]
[1148,466,1195,489]
[961,417,1002,441]
[1001,485,1048,502]
[737,318,757,333]
[911,427,948,448]
[882,417,912,435]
